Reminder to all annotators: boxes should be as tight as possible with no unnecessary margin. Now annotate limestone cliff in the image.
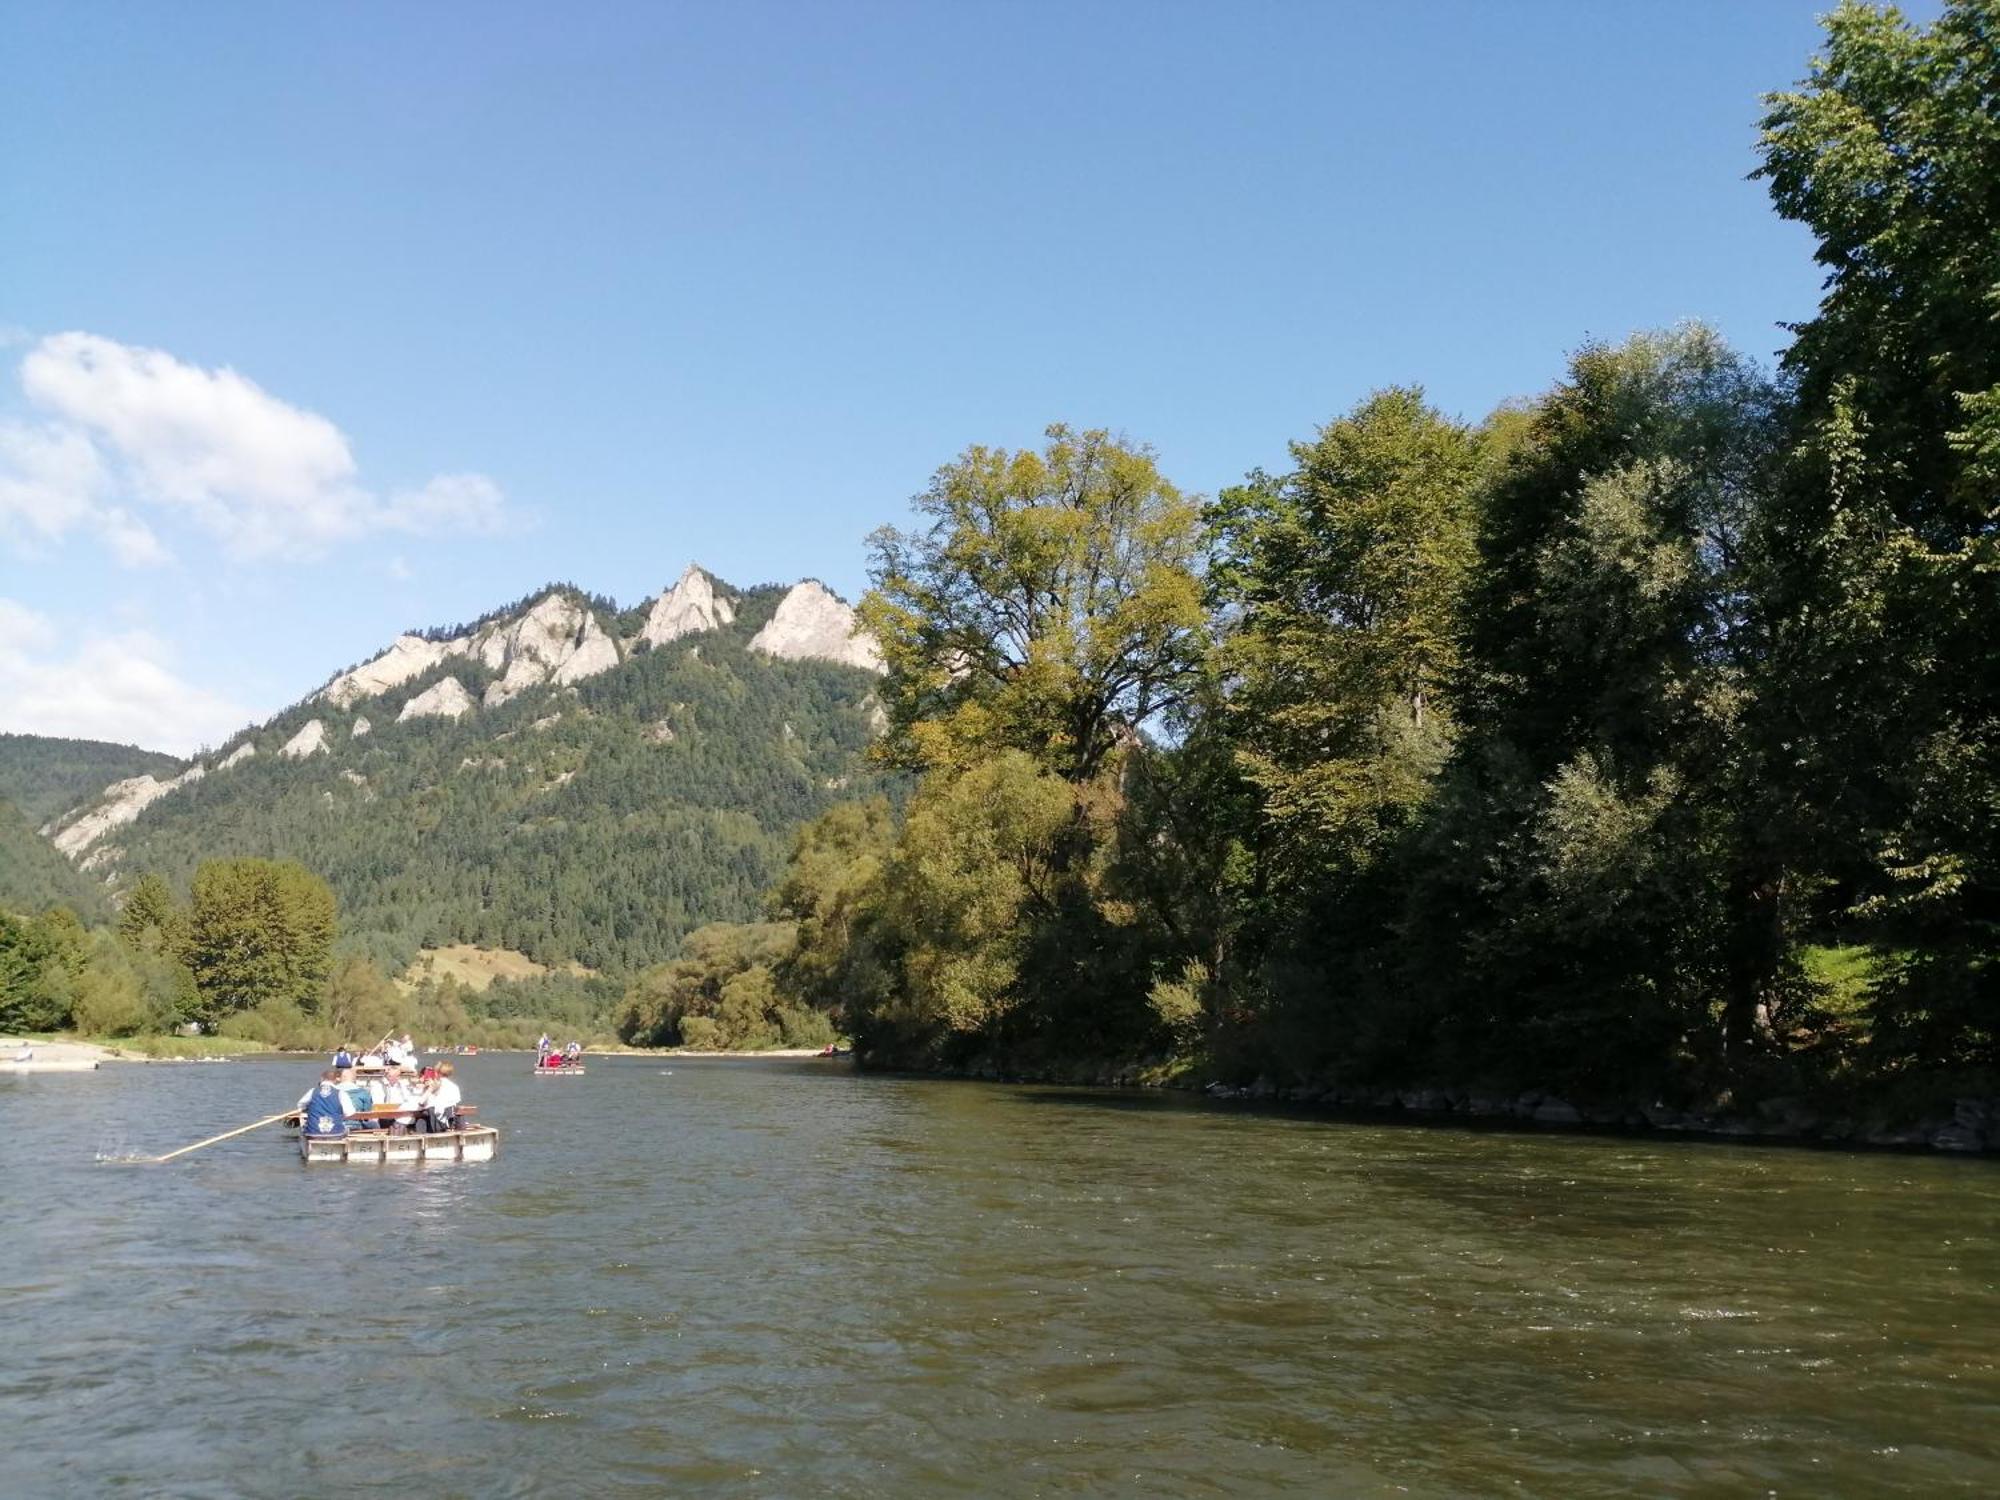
[279,720,328,759]
[641,565,736,647]
[45,765,205,858]
[748,581,884,673]
[398,676,475,722]
[321,634,462,709]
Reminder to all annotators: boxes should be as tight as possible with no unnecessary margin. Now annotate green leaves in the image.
[1215,388,1481,885]
[614,919,827,1049]
[183,858,338,1024]
[1755,0,2000,1063]
[863,424,1209,785]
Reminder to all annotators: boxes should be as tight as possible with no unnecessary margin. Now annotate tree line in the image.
[0,855,613,1049]
[639,4,1998,1104]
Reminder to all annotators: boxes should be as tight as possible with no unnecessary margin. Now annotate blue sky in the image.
[0,1,1882,753]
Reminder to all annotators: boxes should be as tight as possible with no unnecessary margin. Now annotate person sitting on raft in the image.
[380,1066,419,1132]
[338,1066,379,1128]
[417,1062,462,1132]
[301,1070,352,1138]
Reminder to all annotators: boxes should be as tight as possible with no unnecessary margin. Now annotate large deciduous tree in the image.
[1404,328,1786,1088]
[1756,0,2000,1062]
[862,424,1209,785]
[1212,388,1483,887]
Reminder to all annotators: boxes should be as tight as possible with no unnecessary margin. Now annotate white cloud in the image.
[0,419,172,564]
[0,331,515,563]
[0,420,106,539]
[0,596,254,757]
[0,598,59,652]
[381,472,510,535]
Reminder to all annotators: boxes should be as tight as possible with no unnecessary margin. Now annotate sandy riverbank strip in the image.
[2,1038,113,1072]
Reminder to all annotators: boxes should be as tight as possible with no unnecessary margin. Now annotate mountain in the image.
[0,797,112,920]
[0,733,182,827]
[41,567,895,975]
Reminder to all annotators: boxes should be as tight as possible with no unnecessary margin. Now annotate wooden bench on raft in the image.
[285,1105,477,1129]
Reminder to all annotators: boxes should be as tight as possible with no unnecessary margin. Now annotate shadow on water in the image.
[1006,1087,1200,1113]
[1004,1076,2000,1163]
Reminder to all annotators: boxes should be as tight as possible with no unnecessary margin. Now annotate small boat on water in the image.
[300,1125,498,1165]
[532,1063,586,1076]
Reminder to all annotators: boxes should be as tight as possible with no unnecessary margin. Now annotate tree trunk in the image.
[1722,865,1784,1061]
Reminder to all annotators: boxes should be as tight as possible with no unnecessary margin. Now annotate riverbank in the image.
[599,1046,837,1060]
[3,1038,111,1072]
[908,1054,2000,1156]
[3,1033,277,1068]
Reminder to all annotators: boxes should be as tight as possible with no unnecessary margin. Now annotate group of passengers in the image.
[330,1033,419,1070]
[535,1034,585,1067]
[297,1060,462,1139]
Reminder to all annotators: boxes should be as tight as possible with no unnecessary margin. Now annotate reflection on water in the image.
[2,1056,1997,1497]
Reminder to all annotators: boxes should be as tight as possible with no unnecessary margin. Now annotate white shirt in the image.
[430,1077,463,1112]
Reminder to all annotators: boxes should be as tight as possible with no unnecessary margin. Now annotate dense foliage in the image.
[2,852,617,1048]
[0,798,112,922]
[615,921,834,1050]
[0,732,182,826]
[736,3,2000,1103]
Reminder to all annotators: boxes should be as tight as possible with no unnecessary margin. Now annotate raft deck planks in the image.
[299,1125,498,1165]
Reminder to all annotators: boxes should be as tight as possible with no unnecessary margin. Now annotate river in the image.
[1,1055,1996,1497]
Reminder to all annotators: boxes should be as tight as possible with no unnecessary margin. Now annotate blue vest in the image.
[303,1084,348,1137]
[332,1050,354,1068]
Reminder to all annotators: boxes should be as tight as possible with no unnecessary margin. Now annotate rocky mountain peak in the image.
[475,592,621,706]
[316,589,623,714]
[640,564,736,648]
[321,633,460,709]
[749,581,884,673]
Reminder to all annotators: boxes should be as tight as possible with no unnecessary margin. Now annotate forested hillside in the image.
[0,799,111,922]
[0,733,180,826]
[42,574,895,979]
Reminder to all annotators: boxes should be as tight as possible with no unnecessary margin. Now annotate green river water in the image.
[2,1054,1996,1497]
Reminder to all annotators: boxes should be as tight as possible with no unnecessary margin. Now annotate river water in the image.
[2,1056,1996,1497]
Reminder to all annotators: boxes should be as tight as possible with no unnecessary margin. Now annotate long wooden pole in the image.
[148,1110,293,1163]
